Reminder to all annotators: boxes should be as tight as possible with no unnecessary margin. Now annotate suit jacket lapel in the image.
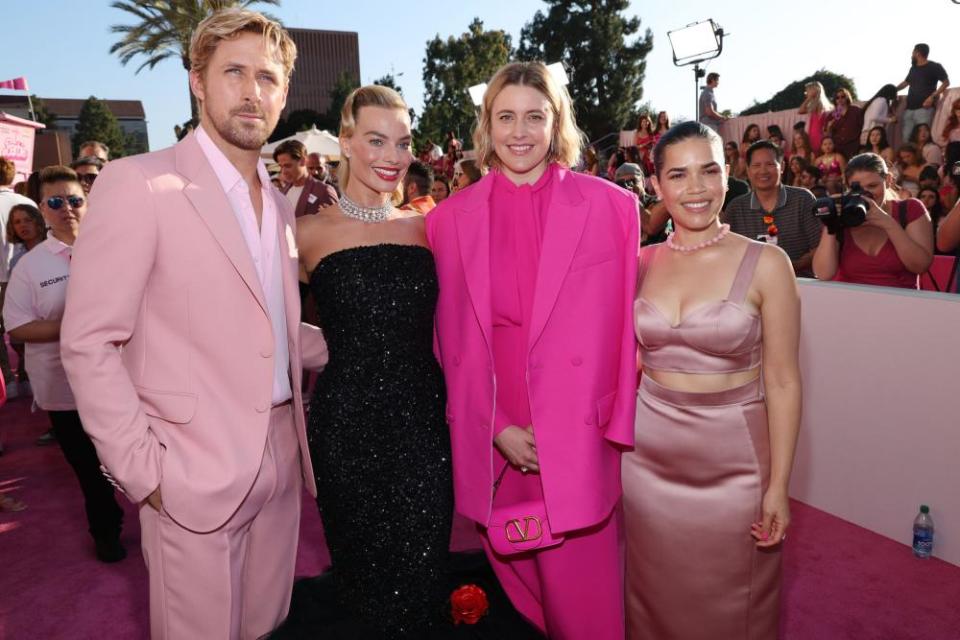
[528,168,589,352]
[176,133,268,315]
[454,175,495,353]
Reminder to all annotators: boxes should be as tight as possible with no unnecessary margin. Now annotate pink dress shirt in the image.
[489,165,554,435]
[195,126,292,405]
[2,233,76,410]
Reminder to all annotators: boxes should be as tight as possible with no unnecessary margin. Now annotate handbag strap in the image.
[492,461,511,498]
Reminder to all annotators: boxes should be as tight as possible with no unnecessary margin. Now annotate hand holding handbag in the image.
[486,462,565,556]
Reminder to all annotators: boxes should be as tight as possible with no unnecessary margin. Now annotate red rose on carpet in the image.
[450,584,489,625]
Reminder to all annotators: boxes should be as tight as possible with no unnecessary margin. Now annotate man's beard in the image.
[208,104,274,151]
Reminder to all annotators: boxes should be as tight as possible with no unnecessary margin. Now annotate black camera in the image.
[812,181,869,234]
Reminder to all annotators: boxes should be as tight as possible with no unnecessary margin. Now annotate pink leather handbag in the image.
[487,463,565,556]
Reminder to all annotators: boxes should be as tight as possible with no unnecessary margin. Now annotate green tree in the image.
[374,73,418,127]
[326,70,360,132]
[109,0,281,132]
[739,70,858,116]
[28,95,57,128]
[373,74,402,94]
[517,0,653,142]
[72,97,127,158]
[419,18,513,145]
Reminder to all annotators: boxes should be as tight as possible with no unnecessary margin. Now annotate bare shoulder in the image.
[754,241,799,293]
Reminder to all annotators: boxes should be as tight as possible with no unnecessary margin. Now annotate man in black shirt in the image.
[896,43,950,142]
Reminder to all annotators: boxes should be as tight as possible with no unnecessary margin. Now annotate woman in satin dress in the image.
[623,121,802,639]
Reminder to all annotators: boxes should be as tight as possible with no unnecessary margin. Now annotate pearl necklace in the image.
[339,193,393,223]
[665,223,731,253]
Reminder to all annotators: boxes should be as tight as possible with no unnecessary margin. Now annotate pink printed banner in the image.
[0,112,44,184]
[0,76,29,91]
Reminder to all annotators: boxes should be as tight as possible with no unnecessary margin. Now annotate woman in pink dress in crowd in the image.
[940,98,960,146]
[634,114,657,175]
[798,81,832,155]
[813,153,933,289]
[741,123,761,159]
[624,121,801,639]
[655,110,671,136]
[427,61,639,639]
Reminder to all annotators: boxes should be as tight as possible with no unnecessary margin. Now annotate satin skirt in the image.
[623,376,781,640]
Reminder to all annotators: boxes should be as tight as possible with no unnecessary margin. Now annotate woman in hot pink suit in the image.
[426,62,639,639]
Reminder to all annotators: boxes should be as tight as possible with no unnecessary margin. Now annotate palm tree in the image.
[109,0,281,125]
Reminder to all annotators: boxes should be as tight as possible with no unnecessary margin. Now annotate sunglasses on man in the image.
[46,195,85,210]
[77,173,98,185]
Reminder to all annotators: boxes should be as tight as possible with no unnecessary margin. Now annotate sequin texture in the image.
[307,243,453,637]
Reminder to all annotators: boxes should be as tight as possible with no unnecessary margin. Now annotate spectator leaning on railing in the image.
[896,43,950,142]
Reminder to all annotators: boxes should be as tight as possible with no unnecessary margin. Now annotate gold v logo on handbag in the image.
[488,463,565,556]
[505,516,543,543]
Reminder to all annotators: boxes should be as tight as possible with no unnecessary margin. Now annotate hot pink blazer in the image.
[426,166,639,533]
[61,132,328,533]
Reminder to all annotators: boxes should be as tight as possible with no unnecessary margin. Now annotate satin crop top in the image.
[634,242,764,374]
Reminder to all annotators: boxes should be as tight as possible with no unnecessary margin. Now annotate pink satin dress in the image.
[623,241,782,640]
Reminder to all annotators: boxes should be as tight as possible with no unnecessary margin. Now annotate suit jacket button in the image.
[584,414,595,425]
[261,349,273,358]
[571,356,583,366]
[256,403,269,413]
[453,355,462,365]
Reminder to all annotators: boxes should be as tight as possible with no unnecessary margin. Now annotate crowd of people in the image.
[606,42,958,292]
[0,8,954,640]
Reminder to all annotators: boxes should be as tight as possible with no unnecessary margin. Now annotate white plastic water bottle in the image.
[912,504,934,559]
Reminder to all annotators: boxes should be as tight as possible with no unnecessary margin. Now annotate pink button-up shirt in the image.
[489,164,555,435]
[3,234,76,410]
[196,126,292,405]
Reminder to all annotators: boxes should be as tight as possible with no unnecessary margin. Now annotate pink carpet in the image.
[2,381,959,638]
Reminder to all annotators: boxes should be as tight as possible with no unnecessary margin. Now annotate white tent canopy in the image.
[261,126,341,161]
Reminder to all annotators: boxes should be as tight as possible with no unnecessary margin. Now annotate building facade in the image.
[285,28,360,117]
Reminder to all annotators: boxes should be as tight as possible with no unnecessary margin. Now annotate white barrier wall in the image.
[792,280,960,566]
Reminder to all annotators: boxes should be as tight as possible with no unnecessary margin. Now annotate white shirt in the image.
[862,99,893,133]
[195,126,292,405]
[0,188,37,283]
[3,234,76,410]
[285,184,304,209]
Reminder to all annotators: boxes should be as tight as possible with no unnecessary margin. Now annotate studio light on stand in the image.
[667,20,725,121]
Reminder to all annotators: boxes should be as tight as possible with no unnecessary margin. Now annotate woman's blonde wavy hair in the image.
[473,62,584,172]
[338,85,409,196]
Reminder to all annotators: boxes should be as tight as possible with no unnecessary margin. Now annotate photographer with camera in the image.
[935,150,960,255]
[615,162,669,245]
[812,153,933,289]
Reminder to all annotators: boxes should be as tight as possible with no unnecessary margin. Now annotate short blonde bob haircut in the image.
[190,9,297,81]
[473,61,584,172]
[338,85,410,193]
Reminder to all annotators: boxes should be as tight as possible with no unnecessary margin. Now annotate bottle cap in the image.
[920,504,930,514]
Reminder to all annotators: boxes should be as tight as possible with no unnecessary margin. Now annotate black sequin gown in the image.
[306,244,453,638]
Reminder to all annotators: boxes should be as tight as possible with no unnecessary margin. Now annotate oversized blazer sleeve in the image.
[604,187,641,447]
[60,158,163,503]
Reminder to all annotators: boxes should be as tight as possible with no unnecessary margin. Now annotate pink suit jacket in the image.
[426,166,639,534]
[61,132,328,533]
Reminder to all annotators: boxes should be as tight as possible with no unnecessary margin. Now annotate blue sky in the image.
[2,1,958,150]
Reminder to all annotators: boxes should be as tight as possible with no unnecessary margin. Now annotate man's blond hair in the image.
[189,8,297,81]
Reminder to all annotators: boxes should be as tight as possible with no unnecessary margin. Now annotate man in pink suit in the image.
[60,10,327,639]
[427,62,639,638]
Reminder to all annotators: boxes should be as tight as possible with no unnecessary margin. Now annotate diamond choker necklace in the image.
[339,193,393,223]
